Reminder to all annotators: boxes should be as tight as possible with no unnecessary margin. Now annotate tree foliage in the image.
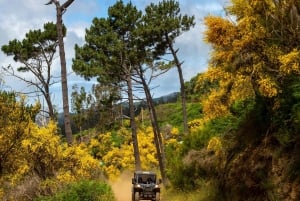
[1,22,63,119]
[71,83,121,132]
[72,0,195,184]
[168,0,300,199]
[153,1,300,200]
[73,0,143,170]
[202,0,300,124]
[143,0,195,134]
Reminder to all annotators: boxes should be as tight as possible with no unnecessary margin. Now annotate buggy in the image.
[132,171,161,201]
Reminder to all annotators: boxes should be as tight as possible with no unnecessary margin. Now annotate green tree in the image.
[73,0,142,170]
[71,83,121,132]
[89,83,121,131]
[71,85,87,132]
[143,0,195,134]
[1,22,61,120]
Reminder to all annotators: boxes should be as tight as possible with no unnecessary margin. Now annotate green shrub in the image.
[154,102,202,132]
[182,114,239,154]
[35,180,115,201]
[163,180,224,201]
[167,98,255,190]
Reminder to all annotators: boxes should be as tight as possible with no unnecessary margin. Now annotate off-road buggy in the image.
[132,171,161,201]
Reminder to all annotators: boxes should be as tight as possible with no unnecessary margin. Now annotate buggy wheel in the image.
[154,192,160,201]
[134,191,140,201]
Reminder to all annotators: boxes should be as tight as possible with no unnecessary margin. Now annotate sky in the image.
[0,0,228,111]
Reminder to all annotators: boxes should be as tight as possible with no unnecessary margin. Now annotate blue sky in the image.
[0,0,228,111]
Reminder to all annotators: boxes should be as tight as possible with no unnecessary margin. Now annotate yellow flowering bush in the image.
[0,189,3,200]
[188,119,205,132]
[94,126,159,180]
[258,77,279,98]
[89,132,113,159]
[22,121,62,179]
[138,127,159,169]
[58,143,101,183]
[202,89,229,120]
[0,95,40,188]
[207,137,223,157]
[229,74,255,104]
[279,49,300,76]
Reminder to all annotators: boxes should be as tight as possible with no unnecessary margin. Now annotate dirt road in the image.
[110,171,132,201]
[111,171,164,201]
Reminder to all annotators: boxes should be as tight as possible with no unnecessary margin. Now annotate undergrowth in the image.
[162,180,223,201]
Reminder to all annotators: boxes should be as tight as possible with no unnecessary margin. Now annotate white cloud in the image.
[67,22,89,40]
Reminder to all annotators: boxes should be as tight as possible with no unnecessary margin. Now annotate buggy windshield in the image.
[137,174,156,184]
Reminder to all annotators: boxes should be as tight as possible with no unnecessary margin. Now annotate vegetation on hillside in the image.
[0,92,110,200]
[165,0,300,200]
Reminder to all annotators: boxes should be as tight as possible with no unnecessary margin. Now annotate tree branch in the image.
[61,0,75,10]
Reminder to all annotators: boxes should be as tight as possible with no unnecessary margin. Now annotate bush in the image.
[163,180,224,201]
[35,180,115,201]
[166,99,253,190]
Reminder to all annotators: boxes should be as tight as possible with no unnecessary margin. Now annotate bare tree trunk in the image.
[167,36,188,134]
[144,83,167,185]
[45,58,55,120]
[44,87,55,119]
[51,0,75,144]
[137,65,168,186]
[126,74,141,170]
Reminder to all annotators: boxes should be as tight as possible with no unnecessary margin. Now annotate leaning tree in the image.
[143,0,195,134]
[1,22,63,120]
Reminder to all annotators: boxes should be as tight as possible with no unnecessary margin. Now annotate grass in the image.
[162,188,211,201]
[140,102,202,132]
[161,181,222,201]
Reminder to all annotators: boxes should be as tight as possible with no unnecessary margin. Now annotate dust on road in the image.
[110,171,133,201]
